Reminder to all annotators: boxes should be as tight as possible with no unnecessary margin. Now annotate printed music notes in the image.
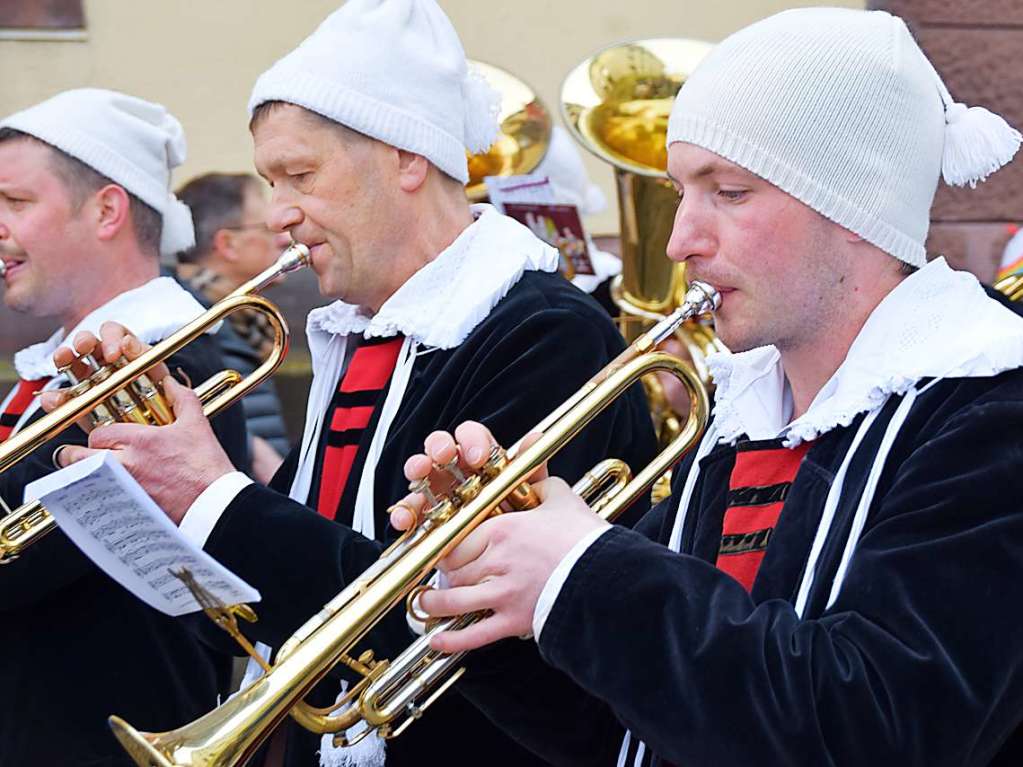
[25,451,259,616]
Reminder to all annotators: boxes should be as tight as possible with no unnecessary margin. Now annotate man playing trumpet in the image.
[0,89,247,767]
[51,1,655,764]
[390,8,1023,766]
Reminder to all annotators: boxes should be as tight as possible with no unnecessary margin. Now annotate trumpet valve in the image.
[424,498,456,524]
[408,477,440,508]
[436,457,466,484]
[450,474,482,507]
[478,445,508,480]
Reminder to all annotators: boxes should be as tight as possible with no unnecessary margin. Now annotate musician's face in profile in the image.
[253,104,402,309]
[0,138,94,324]
[665,142,846,355]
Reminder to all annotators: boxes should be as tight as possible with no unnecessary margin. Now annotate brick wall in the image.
[870,0,1023,281]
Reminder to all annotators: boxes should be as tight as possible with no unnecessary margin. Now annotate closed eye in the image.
[718,189,747,202]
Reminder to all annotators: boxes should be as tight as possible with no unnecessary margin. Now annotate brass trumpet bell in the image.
[111,283,719,767]
[465,61,553,201]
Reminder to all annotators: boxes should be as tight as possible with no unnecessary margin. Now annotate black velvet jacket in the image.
[200,271,658,767]
[458,369,1023,766]
[0,334,248,767]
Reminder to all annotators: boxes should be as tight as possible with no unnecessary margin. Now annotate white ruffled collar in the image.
[707,257,1023,446]
[13,277,210,380]
[304,204,559,349]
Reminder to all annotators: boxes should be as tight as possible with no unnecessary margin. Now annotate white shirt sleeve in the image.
[532,524,613,642]
[177,471,254,548]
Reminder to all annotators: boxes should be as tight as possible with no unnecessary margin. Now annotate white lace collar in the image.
[304,204,559,349]
[707,257,1023,446]
[13,277,210,380]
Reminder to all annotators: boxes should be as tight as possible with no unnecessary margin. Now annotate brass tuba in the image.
[560,39,725,501]
[465,60,552,201]
[110,282,719,767]
[0,244,310,564]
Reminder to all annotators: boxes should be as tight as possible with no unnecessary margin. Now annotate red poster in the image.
[503,202,596,278]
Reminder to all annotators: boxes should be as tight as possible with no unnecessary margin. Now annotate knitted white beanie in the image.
[0,88,195,256]
[248,0,500,184]
[667,8,1022,267]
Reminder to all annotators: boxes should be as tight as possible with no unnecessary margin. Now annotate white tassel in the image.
[318,684,387,767]
[462,66,501,154]
[941,101,1022,188]
[159,194,196,256]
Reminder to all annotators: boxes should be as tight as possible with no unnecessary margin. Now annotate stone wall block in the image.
[872,0,1023,27]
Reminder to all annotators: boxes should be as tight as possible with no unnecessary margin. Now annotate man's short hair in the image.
[0,127,163,255]
[175,173,262,264]
[249,100,372,148]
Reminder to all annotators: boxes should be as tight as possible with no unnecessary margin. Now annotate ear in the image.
[211,228,241,263]
[396,150,429,193]
[92,185,132,243]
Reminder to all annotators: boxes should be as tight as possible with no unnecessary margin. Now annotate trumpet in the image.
[109,281,719,767]
[0,243,310,564]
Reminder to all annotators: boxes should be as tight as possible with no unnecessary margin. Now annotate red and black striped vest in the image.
[0,378,50,443]
[715,438,812,591]
[315,336,404,519]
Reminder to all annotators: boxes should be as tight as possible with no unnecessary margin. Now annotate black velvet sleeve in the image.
[0,335,248,612]
[199,286,658,673]
[448,461,689,765]
[537,382,1023,766]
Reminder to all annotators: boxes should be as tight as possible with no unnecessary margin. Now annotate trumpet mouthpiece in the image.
[683,281,721,315]
[279,242,311,274]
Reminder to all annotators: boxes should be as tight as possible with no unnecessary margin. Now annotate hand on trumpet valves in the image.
[391,421,609,654]
[39,322,237,524]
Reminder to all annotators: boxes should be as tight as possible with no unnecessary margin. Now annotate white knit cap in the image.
[667,8,1022,267]
[248,0,500,184]
[0,88,194,256]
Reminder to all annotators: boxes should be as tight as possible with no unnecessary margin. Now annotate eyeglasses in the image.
[223,223,272,234]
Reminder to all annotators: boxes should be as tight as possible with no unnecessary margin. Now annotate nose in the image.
[266,191,303,239]
[665,194,716,265]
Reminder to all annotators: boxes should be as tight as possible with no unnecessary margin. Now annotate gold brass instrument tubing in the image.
[0,244,309,565]
[108,281,719,767]
[995,273,1023,303]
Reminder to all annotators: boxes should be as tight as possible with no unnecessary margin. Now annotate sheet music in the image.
[484,172,556,213]
[25,451,260,616]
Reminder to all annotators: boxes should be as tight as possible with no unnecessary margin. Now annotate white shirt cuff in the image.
[532,524,613,642]
[178,471,253,548]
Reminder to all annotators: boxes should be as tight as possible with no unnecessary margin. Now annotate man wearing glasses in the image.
[176,172,294,482]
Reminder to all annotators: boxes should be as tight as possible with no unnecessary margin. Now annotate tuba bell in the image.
[561,39,726,487]
[465,60,552,201]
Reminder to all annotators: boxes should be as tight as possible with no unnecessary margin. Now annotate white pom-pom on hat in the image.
[462,67,501,154]
[940,101,1022,188]
[160,196,196,255]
